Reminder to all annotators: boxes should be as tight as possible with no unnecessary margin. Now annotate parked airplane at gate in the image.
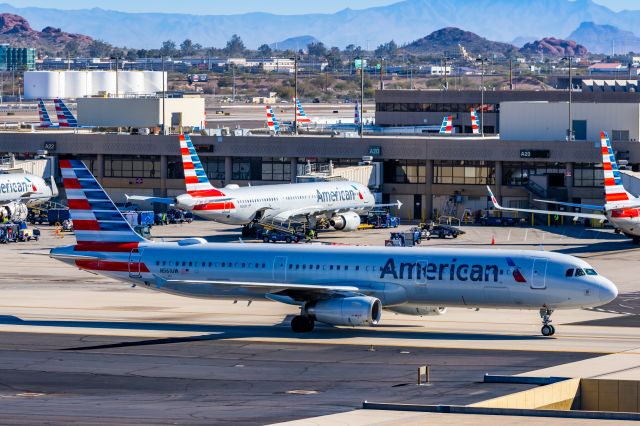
[127,134,400,232]
[51,159,618,336]
[488,131,640,244]
[0,172,58,221]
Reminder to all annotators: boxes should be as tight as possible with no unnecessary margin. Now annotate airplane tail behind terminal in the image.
[179,134,225,197]
[439,115,453,135]
[37,99,53,127]
[54,99,78,127]
[294,98,312,124]
[601,131,636,208]
[265,105,280,134]
[470,108,480,134]
[59,159,144,243]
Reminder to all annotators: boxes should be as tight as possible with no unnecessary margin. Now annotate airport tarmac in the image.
[1,221,639,424]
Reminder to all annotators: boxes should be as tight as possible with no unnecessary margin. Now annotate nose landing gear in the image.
[540,307,555,336]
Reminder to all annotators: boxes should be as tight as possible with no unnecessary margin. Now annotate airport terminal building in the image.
[0,132,633,221]
[3,89,640,221]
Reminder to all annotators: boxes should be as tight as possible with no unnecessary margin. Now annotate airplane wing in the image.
[126,194,175,205]
[533,199,603,211]
[486,186,606,221]
[272,200,403,222]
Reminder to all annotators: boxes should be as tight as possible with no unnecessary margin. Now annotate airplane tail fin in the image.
[37,99,53,127]
[354,101,360,126]
[179,134,225,197]
[601,131,635,208]
[265,105,280,134]
[59,159,145,243]
[294,98,311,124]
[54,99,78,127]
[439,115,453,135]
[470,108,480,134]
[486,186,502,209]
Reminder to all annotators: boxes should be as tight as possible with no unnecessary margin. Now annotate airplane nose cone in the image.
[598,279,618,304]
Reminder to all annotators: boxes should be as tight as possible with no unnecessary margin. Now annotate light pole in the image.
[293,55,298,135]
[443,56,452,90]
[562,56,573,141]
[161,56,166,135]
[476,57,486,136]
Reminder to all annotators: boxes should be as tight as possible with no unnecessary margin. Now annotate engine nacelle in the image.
[329,211,361,231]
[0,201,28,222]
[387,305,447,317]
[307,296,382,326]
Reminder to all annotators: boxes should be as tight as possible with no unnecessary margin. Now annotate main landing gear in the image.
[291,315,315,333]
[540,307,555,336]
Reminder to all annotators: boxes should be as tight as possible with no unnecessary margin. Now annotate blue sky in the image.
[6,0,637,14]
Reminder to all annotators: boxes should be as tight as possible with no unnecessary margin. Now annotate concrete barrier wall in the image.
[469,378,580,410]
[581,379,640,413]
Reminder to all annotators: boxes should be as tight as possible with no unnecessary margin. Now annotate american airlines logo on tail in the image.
[294,98,312,124]
[601,131,632,204]
[265,105,280,134]
[439,115,453,135]
[54,99,78,127]
[470,108,480,134]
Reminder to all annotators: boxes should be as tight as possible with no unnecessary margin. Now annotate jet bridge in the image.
[295,158,381,190]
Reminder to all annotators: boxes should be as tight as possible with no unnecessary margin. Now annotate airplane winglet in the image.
[396,200,403,209]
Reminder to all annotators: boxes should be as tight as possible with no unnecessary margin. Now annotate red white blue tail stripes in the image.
[354,101,360,126]
[180,134,225,197]
[54,99,78,128]
[439,115,453,135]
[60,159,144,243]
[470,108,480,134]
[37,99,53,127]
[601,131,632,204]
[294,98,311,124]
[265,105,280,134]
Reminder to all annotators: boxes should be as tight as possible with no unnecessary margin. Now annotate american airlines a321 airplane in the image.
[0,171,58,221]
[488,131,640,244]
[128,134,399,233]
[51,159,618,336]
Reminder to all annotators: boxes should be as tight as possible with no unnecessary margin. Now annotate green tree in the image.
[180,39,196,57]
[225,34,246,56]
[307,42,327,58]
[257,44,272,57]
[160,40,177,57]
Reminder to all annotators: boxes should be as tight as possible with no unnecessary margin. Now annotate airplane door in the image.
[273,256,288,282]
[129,248,143,278]
[531,258,548,289]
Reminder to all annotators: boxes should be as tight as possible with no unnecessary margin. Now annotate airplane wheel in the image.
[541,325,553,336]
[291,315,314,333]
[549,325,556,336]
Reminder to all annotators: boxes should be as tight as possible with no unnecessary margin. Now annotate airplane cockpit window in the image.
[575,268,586,277]
[565,268,574,277]
[585,269,598,275]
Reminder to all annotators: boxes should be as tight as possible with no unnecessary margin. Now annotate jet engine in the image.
[387,305,447,316]
[329,211,361,231]
[0,201,28,222]
[306,296,381,326]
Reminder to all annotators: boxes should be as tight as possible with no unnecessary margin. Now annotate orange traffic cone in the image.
[491,236,495,245]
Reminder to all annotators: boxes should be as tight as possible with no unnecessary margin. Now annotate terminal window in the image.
[502,162,566,187]
[104,155,160,178]
[434,160,495,185]
[573,163,604,187]
[261,157,291,181]
[384,160,426,184]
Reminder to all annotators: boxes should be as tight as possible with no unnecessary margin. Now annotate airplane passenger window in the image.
[585,269,598,275]
[565,269,574,277]
[309,265,313,269]
[242,263,246,268]
[289,264,293,269]
[208,262,212,267]
[262,263,266,268]
[330,265,334,270]
[182,262,186,266]
[222,262,226,267]
[296,264,300,269]
[162,261,166,266]
[156,261,159,266]
[344,265,349,271]
[355,266,360,271]
[188,262,192,266]
[575,268,586,276]
[337,265,341,270]
[316,265,320,269]
[255,263,259,268]
[302,265,306,270]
